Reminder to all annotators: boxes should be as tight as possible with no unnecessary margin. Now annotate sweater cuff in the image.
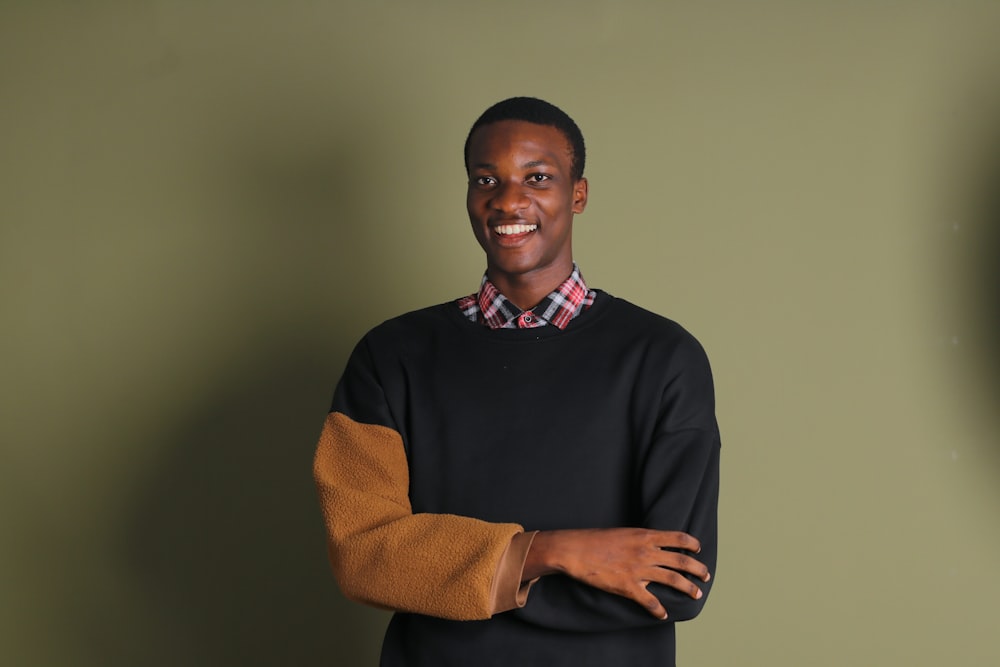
[488,531,539,615]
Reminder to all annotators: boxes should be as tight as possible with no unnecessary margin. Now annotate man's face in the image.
[466,120,588,286]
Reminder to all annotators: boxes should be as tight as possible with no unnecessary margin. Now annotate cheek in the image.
[535,195,568,222]
[467,193,486,219]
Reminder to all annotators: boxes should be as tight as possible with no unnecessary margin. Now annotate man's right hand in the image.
[522,528,710,620]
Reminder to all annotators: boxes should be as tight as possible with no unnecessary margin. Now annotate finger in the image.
[653,531,701,554]
[645,567,704,600]
[653,551,711,582]
[635,587,668,620]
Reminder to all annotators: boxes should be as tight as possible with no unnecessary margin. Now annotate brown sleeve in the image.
[488,530,540,614]
[313,412,524,621]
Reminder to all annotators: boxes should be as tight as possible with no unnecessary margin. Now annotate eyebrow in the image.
[470,158,554,170]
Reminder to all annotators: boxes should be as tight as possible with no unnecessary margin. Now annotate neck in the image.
[487,262,574,311]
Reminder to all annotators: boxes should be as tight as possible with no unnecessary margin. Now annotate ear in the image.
[571,177,588,214]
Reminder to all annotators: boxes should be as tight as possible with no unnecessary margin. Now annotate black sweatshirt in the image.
[319,290,721,667]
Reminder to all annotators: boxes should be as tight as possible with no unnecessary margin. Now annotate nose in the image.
[490,181,530,214]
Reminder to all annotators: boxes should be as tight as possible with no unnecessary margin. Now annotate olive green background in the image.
[3,2,999,665]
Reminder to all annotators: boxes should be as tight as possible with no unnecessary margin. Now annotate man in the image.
[314,97,720,666]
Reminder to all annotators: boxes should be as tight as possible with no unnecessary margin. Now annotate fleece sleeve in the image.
[313,338,527,621]
[513,334,721,632]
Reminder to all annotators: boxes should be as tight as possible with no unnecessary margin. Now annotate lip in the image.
[489,220,537,247]
[491,229,535,247]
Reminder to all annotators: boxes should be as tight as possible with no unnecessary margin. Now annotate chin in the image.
[488,255,541,277]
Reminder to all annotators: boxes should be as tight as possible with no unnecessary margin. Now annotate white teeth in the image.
[495,224,537,235]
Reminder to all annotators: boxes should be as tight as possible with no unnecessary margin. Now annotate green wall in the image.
[3,2,999,665]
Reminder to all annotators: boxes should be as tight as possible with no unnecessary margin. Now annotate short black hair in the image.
[464,97,586,181]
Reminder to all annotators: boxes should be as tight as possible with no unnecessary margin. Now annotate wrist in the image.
[522,529,580,581]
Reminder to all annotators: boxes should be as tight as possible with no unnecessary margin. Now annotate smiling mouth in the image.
[493,223,538,235]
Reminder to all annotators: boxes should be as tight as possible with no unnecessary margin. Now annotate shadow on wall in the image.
[114,119,396,665]
[121,348,388,667]
[981,138,1000,383]
[969,99,1000,461]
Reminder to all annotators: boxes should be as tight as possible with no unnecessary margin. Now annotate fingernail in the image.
[696,589,703,599]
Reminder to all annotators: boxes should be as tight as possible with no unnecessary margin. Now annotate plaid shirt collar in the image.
[457,264,596,330]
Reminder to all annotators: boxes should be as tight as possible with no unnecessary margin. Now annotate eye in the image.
[527,173,551,184]
[473,176,496,187]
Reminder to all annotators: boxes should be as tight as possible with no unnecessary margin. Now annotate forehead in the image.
[467,120,573,169]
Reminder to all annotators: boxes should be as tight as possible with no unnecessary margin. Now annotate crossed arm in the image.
[314,411,716,624]
[522,527,710,621]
